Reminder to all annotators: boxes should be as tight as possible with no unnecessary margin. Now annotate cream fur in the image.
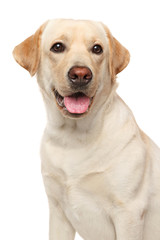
[13,19,160,240]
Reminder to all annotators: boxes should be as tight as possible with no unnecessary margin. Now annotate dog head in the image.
[13,19,130,119]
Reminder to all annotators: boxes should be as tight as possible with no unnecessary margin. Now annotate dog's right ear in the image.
[12,22,48,76]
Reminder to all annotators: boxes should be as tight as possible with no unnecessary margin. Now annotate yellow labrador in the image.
[13,19,160,240]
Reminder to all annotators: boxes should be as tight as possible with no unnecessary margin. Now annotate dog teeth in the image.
[57,95,64,107]
[58,98,64,107]
[53,89,65,107]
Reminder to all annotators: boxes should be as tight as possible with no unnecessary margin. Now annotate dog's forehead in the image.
[42,19,108,44]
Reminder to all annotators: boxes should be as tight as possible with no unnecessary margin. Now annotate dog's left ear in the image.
[13,22,48,76]
[102,24,130,81]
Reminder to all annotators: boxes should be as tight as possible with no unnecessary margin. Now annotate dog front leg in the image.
[114,210,144,240]
[48,199,75,240]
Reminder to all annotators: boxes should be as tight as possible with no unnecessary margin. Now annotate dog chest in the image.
[41,138,117,239]
[41,129,150,240]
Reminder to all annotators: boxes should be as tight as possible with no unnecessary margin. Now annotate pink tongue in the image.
[64,95,90,114]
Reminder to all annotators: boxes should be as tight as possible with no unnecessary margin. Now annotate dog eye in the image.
[50,42,65,53]
[92,44,103,54]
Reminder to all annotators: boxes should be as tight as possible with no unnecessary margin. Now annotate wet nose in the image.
[68,66,92,87]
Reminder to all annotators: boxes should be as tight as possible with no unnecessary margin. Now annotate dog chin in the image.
[53,89,94,119]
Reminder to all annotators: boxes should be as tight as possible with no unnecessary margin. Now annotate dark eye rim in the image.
[92,44,103,55]
[50,42,66,53]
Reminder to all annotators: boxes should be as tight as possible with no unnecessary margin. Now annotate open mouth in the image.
[54,90,93,116]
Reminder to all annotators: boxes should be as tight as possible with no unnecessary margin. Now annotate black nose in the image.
[68,66,92,87]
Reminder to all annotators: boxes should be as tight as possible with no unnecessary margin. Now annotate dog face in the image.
[13,19,130,119]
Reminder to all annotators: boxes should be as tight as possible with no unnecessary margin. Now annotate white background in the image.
[0,0,160,239]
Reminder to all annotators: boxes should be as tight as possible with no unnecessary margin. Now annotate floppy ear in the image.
[12,22,47,76]
[103,25,130,82]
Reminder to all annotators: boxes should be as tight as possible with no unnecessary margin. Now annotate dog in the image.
[13,19,160,240]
